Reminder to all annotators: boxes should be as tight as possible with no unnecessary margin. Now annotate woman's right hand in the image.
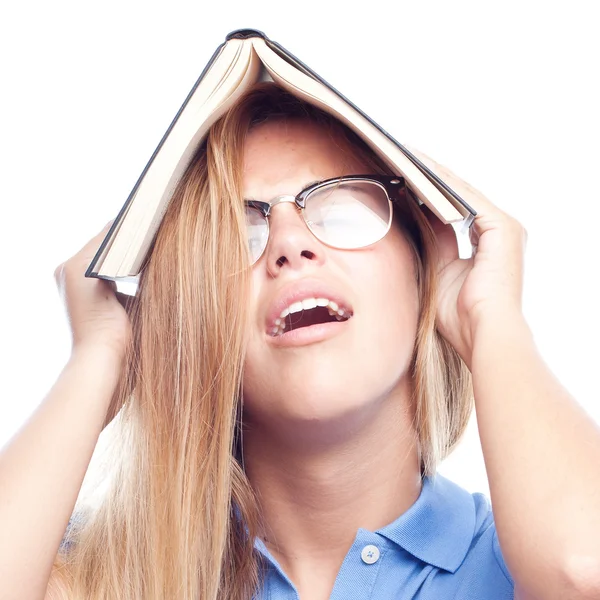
[0,221,135,600]
[54,221,133,360]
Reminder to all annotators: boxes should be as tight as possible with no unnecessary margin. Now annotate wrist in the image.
[70,341,127,374]
[469,302,526,340]
[470,306,533,356]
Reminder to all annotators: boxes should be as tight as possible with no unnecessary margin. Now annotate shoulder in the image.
[374,473,514,598]
[416,474,515,595]
[447,477,515,596]
[470,487,514,581]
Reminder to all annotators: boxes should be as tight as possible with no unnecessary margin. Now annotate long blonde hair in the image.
[49,83,473,599]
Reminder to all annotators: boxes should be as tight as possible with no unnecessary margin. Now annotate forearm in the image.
[0,345,122,600]
[471,311,600,599]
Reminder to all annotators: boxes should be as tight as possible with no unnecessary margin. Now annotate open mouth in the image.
[268,299,353,337]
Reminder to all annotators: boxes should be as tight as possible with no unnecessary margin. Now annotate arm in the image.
[472,310,600,600]
[0,221,131,600]
[410,148,600,599]
[0,346,122,600]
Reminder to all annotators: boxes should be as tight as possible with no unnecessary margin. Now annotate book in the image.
[86,28,476,288]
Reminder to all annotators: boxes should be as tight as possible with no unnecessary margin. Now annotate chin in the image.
[242,349,411,426]
[284,375,391,424]
[283,396,359,424]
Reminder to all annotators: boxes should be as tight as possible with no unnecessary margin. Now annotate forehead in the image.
[242,120,369,200]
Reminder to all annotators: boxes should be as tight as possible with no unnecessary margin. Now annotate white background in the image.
[1,0,598,499]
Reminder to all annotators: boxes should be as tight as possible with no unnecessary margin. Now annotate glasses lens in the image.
[303,180,391,249]
[245,206,268,264]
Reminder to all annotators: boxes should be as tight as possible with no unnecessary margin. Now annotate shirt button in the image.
[361,544,380,564]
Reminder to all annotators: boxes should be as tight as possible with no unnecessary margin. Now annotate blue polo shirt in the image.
[254,473,514,599]
[62,474,514,598]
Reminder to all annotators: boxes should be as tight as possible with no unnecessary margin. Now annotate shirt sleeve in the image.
[59,511,85,554]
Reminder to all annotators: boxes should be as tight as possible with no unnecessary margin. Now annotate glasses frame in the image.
[244,174,408,265]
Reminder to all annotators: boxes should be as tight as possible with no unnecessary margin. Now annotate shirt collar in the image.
[375,473,476,573]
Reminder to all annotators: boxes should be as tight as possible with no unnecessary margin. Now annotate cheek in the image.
[355,235,419,309]
[355,241,420,352]
[246,268,266,338]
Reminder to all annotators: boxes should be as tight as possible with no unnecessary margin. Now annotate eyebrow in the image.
[244,179,324,202]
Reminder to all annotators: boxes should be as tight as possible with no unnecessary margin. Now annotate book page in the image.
[99,40,262,277]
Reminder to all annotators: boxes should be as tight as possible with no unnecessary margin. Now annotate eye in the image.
[245,206,269,263]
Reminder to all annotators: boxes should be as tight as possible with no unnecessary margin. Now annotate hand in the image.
[54,221,133,360]
[410,149,528,368]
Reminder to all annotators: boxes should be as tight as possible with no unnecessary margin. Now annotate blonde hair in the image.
[48,83,473,599]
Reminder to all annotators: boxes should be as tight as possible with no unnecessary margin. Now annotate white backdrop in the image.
[1,0,598,499]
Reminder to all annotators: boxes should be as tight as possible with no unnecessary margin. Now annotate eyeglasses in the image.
[244,174,408,265]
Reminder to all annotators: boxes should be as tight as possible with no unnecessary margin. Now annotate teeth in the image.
[270,297,353,337]
[278,297,348,321]
[302,298,317,310]
[289,301,303,314]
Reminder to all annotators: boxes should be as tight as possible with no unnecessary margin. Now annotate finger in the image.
[76,219,116,260]
[55,220,114,289]
[469,224,480,249]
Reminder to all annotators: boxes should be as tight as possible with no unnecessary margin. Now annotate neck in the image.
[242,384,422,593]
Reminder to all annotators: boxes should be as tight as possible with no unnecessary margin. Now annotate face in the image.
[241,119,420,434]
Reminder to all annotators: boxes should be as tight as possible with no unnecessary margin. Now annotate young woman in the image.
[1,83,599,600]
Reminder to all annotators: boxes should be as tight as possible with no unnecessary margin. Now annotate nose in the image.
[262,202,325,275]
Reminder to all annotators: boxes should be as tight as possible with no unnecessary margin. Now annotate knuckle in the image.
[507,215,525,233]
[54,257,83,287]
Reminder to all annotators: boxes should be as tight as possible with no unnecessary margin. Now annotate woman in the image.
[1,83,599,600]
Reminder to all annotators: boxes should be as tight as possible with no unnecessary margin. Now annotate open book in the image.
[86,28,476,287]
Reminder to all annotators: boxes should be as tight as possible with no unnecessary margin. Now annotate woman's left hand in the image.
[410,149,529,368]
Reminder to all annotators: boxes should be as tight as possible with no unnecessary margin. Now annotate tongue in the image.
[287,306,338,329]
